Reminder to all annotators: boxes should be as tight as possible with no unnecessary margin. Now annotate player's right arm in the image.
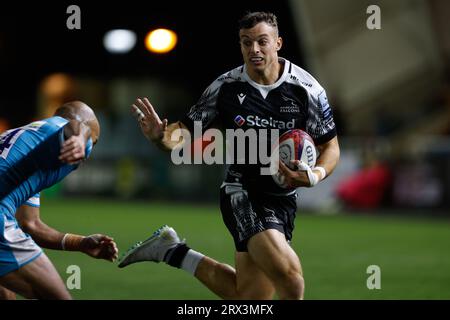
[131,97,188,152]
[132,75,223,151]
[15,205,119,262]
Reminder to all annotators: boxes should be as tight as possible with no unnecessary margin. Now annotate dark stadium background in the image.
[0,0,300,127]
[1,0,450,300]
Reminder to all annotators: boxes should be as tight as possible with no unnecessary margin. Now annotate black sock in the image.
[164,244,190,268]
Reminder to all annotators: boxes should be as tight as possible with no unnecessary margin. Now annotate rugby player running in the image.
[120,12,340,300]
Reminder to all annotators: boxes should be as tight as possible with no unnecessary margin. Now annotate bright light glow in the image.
[103,29,137,54]
[145,28,177,54]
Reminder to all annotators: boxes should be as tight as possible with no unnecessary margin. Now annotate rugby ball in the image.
[271,129,317,188]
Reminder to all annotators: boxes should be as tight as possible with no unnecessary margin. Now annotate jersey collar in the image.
[243,57,290,99]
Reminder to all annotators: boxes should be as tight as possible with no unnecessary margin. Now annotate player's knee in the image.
[290,272,305,300]
[238,290,274,300]
[234,281,275,300]
[32,284,72,300]
[36,290,72,300]
[278,270,304,300]
[266,263,304,300]
[0,286,17,300]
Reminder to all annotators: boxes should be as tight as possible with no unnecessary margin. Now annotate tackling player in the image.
[0,101,118,299]
[119,12,340,299]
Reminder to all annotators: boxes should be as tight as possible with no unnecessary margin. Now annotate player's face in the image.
[239,22,282,74]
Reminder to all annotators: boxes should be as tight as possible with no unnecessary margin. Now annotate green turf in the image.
[38,198,450,300]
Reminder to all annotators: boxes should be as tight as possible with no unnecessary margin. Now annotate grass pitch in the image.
[40,198,450,300]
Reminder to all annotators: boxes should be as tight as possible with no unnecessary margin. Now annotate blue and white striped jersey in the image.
[0,116,92,219]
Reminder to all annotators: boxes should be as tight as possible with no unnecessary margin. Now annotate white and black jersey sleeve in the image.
[306,88,336,145]
[182,78,223,132]
[182,69,243,132]
[288,63,337,145]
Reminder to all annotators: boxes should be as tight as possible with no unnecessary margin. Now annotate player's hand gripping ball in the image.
[271,129,317,188]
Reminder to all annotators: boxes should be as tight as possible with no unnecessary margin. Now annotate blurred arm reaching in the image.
[15,205,118,262]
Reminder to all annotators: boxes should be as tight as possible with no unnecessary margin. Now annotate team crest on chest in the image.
[280,95,300,113]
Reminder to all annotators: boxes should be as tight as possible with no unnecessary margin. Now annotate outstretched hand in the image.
[80,234,119,262]
[131,97,168,143]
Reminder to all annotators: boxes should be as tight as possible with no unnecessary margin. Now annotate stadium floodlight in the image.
[103,29,137,54]
[145,28,177,54]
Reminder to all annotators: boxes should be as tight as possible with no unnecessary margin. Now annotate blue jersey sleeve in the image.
[24,193,40,207]
[85,137,93,159]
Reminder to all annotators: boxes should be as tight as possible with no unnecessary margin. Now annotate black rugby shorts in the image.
[220,182,298,252]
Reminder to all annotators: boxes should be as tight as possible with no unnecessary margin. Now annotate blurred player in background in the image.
[0,101,118,300]
[120,12,339,299]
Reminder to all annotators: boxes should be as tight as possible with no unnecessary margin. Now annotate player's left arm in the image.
[314,136,340,179]
[58,120,92,165]
[15,205,118,262]
[280,136,340,188]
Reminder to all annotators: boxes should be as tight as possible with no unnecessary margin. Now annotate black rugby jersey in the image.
[182,58,337,193]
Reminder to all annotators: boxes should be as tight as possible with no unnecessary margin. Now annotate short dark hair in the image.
[238,11,279,32]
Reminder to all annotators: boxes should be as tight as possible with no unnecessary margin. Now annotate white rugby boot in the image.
[118,225,183,268]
